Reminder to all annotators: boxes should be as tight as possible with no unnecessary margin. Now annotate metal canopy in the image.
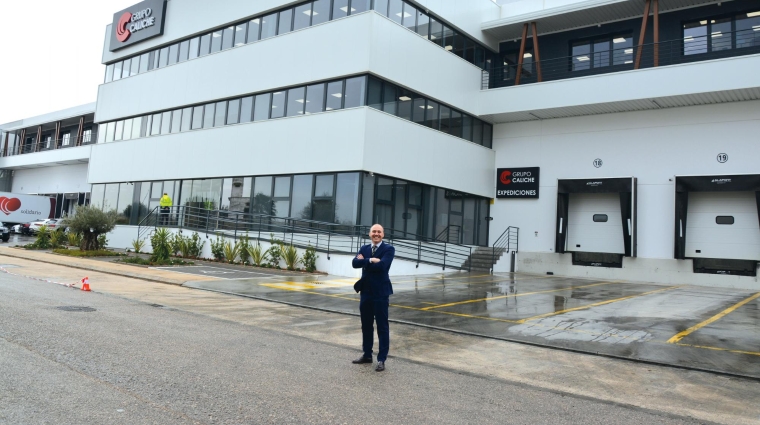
[483,0,732,41]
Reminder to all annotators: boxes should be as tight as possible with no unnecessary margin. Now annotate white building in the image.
[3,0,759,287]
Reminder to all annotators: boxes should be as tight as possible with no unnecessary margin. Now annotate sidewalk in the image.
[0,246,216,286]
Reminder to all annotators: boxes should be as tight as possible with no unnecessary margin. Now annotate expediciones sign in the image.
[109,0,167,51]
[496,167,540,199]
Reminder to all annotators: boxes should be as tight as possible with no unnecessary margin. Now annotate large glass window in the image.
[294,3,312,30]
[312,0,331,25]
[168,43,179,65]
[353,0,371,14]
[571,41,591,71]
[151,113,162,136]
[374,0,389,16]
[325,81,344,110]
[227,99,241,124]
[180,107,192,132]
[178,40,190,63]
[131,117,142,139]
[416,10,430,38]
[221,26,234,50]
[116,183,134,223]
[254,93,271,121]
[711,18,732,52]
[335,173,359,225]
[425,101,439,129]
[388,0,403,24]
[240,96,253,123]
[112,61,122,81]
[402,2,417,31]
[214,101,227,127]
[158,46,170,68]
[412,96,426,125]
[130,56,140,76]
[286,87,306,117]
[305,83,325,114]
[170,110,182,134]
[114,121,124,141]
[252,176,273,214]
[210,30,223,53]
[90,184,105,210]
[684,21,708,55]
[736,11,760,49]
[191,105,204,129]
[278,9,294,35]
[291,174,313,219]
[333,0,349,19]
[270,91,286,119]
[160,111,172,135]
[313,174,335,222]
[450,110,462,138]
[430,18,444,47]
[367,77,383,110]
[203,103,215,129]
[248,18,261,42]
[382,83,397,115]
[105,64,114,83]
[103,184,120,211]
[199,33,211,57]
[221,177,251,213]
[344,76,366,108]
[188,37,200,59]
[261,13,277,39]
[123,119,133,140]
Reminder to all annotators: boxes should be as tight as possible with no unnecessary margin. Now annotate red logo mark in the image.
[499,170,512,185]
[0,197,21,215]
[116,12,132,42]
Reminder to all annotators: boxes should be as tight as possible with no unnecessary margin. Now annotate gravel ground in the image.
[0,272,705,425]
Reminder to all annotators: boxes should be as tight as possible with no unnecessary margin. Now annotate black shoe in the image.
[375,361,385,372]
[352,356,372,364]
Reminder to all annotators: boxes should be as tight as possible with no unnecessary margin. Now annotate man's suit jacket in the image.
[352,241,395,298]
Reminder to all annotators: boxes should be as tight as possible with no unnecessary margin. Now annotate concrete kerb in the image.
[0,247,191,286]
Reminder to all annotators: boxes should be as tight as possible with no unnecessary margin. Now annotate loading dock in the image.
[555,177,637,267]
[675,174,760,276]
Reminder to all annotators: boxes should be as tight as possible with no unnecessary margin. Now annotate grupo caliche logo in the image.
[0,197,21,215]
[110,1,167,51]
[496,167,540,199]
[116,8,156,43]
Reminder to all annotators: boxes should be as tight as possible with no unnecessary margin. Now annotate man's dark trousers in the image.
[360,295,389,362]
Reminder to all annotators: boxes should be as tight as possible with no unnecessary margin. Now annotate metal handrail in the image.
[4,134,96,157]
[435,225,461,244]
[136,205,473,270]
[492,226,519,269]
[483,28,760,89]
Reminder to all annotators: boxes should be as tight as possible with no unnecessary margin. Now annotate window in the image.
[113,61,122,81]
[430,18,444,47]
[402,2,417,31]
[168,43,179,65]
[130,56,140,76]
[271,91,286,119]
[353,0,371,14]
[294,3,312,30]
[291,174,314,219]
[139,52,150,73]
[131,117,142,139]
[240,97,253,123]
[83,128,93,144]
[416,10,429,38]
[278,9,294,35]
[680,11,760,56]
[105,64,114,83]
[312,0,331,25]
[203,103,215,129]
[248,18,261,42]
[426,101,440,130]
[210,30,223,53]
[397,89,413,120]
[716,216,735,225]
[287,86,306,117]
[158,46,170,68]
[199,33,211,56]
[389,0,403,24]
[736,11,760,49]
[61,133,71,146]
[151,113,162,135]
[261,13,277,39]
[189,37,200,59]
[333,0,349,19]
[114,120,124,141]
[305,83,326,114]
[221,26,234,50]
[343,76,366,108]
[233,23,247,47]
[191,105,204,129]
[374,0,389,16]
[412,96,426,125]
[214,101,227,126]
[571,34,632,71]
[382,83,397,115]
[593,214,609,222]
[123,118,133,140]
[325,81,344,110]
[180,107,192,131]
[170,110,182,133]
[254,93,271,121]
[122,59,131,78]
[160,111,172,134]
[367,77,383,110]
[450,110,462,137]
[227,99,241,124]
[178,40,190,62]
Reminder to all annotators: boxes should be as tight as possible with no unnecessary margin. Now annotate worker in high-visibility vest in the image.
[159,193,172,226]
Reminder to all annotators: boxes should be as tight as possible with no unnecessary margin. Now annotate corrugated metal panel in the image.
[484,0,731,41]
[488,87,760,122]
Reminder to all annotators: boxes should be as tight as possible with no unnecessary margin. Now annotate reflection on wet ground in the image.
[185,272,760,378]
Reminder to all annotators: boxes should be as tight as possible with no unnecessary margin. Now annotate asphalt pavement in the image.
[0,268,709,425]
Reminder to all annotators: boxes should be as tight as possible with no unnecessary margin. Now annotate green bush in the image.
[281,244,301,271]
[52,249,123,257]
[187,232,204,258]
[237,235,251,264]
[222,241,240,264]
[247,243,267,267]
[170,233,182,257]
[266,243,282,269]
[210,234,225,261]
[131,238,146,254]
[120,256,193,266]
[97,234,108,249]
[150,228,172,262]
[49,229,64,249]
[302,245,318,273]
[66,232,81,247]
[33,226,51,249]
[60,205,117,251]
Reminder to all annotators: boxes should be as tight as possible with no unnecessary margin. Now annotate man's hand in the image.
[369,258,380,263]
[356,254,364,260]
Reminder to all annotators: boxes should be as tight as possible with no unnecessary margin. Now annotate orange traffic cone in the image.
[81,277,90,292]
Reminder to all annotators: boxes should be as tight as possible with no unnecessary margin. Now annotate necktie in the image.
[371,245,377,257]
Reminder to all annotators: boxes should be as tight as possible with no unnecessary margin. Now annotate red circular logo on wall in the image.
[116,12,132,42]
[0,197,21,215]
[499,170,512,185]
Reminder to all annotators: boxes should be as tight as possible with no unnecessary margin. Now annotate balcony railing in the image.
[3,133,97,157]
[483,29,760,89]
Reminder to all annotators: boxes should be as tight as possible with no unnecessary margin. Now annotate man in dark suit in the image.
[351,224,395,372]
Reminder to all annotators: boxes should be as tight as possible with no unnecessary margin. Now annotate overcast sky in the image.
[0,1,136,124]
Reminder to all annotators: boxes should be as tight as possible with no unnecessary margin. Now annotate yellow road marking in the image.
[667,292,760,344]
[421,281,621,311]
[516,286,681,324]
[259,283,357,301]
[673,342,760,357]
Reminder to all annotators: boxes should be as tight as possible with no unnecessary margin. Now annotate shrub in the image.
[52,249,123,257]
[222,241,240,264]
[210,234,225,261]
[247,243,267,267]
[281,244,301,271]
[237,235,251,264]
[49,229,64,249]
[170,233,183,257]
[132,238,146,254]
[302,245,318,273]
[266,240,283,268]
[150,228,172,262]
[97,234,108,249]
[34,226,51,249]
[61,205,118,251]
[67,232,81,247]
[187,232,204,258]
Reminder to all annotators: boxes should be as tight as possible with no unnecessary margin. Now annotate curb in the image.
[0,248,186,286]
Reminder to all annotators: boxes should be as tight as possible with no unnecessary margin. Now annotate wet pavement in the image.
[184,272,760,379]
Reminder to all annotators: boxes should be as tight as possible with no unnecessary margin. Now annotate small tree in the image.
[61,205,118,251]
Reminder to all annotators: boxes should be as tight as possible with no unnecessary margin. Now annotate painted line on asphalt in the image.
[667,292,760,344]
[516,286,682,324]
[673,342,760,357]
[421,281,622,311]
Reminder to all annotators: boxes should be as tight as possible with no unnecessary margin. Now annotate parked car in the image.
[0,222,10,242]
[28,219,58,234]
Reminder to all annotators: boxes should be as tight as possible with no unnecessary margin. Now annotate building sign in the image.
[496,167,540,199]
[109,0,167,51]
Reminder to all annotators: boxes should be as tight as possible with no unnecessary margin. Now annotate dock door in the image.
[675,174,760,276]
[555,177,637,267]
